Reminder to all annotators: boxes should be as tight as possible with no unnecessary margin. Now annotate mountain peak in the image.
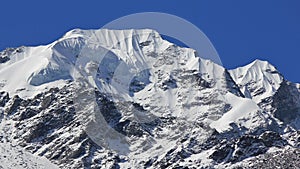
[62,28,162,41]
[251,59,269,65]
[229,59,283,102]
[249,59,276,69]
[0,28,176,98]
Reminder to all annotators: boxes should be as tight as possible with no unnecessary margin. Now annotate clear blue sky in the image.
[0,0,299,82]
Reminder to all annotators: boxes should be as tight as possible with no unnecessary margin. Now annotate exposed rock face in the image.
[5,95,22,115]
[0,91,9,107]
[0,84,124,168]
[235,148,300,169]
[0,47,24,64]
[209,131,288,164]
[272,81,300,124]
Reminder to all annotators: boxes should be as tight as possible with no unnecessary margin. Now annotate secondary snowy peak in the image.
[229,59,283,103]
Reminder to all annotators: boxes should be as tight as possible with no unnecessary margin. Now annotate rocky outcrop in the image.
[0,91,9,107]
[272,81,300,124]
[209,131,288,164]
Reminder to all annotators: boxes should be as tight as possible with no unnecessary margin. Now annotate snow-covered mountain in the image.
[229,59,283,103]
[0,28,299,168]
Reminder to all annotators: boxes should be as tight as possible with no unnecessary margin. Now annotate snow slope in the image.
[0,142,59,169]
[210,92,265,132]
